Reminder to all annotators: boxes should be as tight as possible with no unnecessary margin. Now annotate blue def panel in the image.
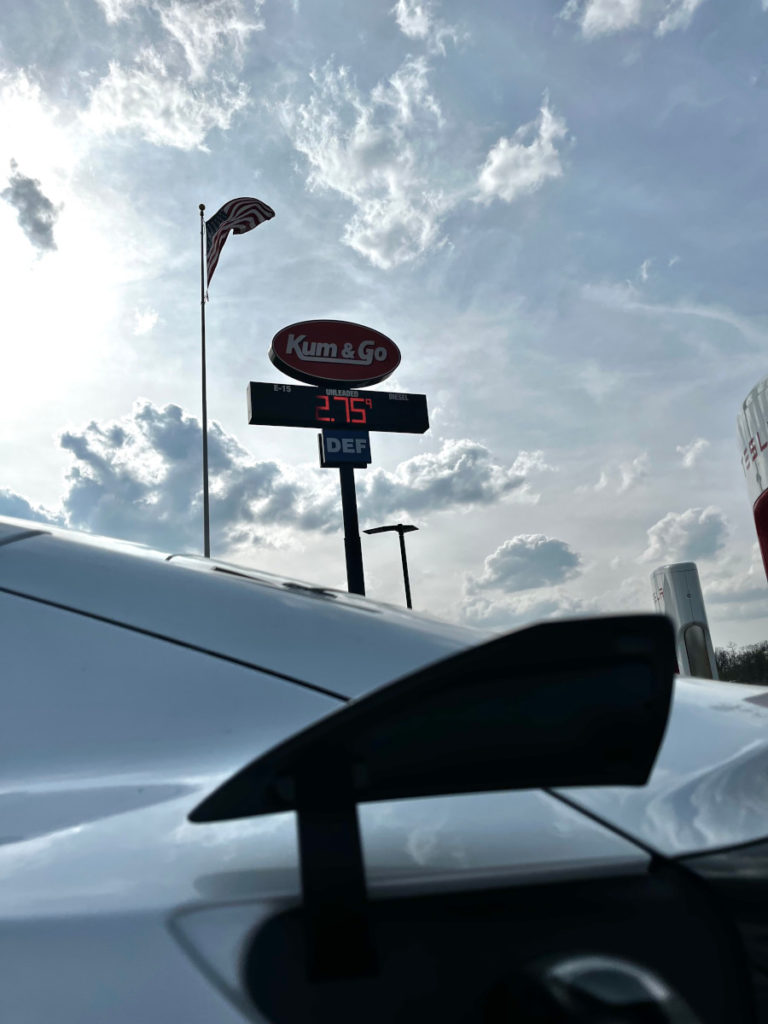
[320,430,371,467]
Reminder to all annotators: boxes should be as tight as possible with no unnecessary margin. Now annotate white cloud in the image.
[580,453,649,495]
[476,96,568,205]
[83,49,249,150]
[462,588,588,631]
[390,0,463,55]
[158,0,264,81]
[0,489,63,526]
[639,257,651,281]
[564,0,705,38]
[641,506,728,564]
[93,0,143,23]
[281,58,448,268]
[704,545,768,621]
[468,534,582,594]
[3,405,547,553]
[676,437,709,468]
[361,441,549,520]
[655,0,703,34]
[133,308,159,335]
[83,0,261,149]
[617,451,649,493]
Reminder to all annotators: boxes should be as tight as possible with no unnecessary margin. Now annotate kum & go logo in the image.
[269,319,401,387]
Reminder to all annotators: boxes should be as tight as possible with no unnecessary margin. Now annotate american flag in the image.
[205,197,275,286]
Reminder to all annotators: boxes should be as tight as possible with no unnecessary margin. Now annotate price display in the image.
[248,382,429,434]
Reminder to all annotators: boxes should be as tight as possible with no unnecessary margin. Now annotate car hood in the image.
[556,676,768,858]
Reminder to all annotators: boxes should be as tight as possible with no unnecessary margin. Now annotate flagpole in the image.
[199,203,211,558]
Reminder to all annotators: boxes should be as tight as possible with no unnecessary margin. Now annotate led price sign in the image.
[248,382,429,434]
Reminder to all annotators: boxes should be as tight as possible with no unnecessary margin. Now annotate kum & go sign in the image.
[269,319,400,387]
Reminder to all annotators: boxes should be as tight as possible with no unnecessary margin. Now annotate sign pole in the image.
[398,528,413,609]
[339,465,365,595]
[199,203,211,558]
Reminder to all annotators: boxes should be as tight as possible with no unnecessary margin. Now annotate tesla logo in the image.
[741,429,768,474]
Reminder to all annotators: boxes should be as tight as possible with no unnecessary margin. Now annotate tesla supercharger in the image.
[738,375,768,581]
[651,562,718,678]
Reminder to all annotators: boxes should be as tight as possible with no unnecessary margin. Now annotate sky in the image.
[2,0,768,647]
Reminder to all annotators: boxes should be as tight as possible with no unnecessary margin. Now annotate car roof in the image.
[0,515,485,699]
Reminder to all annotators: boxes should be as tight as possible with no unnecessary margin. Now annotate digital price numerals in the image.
[247,382,429,434]
[315,394,373,425]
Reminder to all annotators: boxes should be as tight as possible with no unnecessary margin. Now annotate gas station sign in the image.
[250,320,428,597]
[269,320,401,387]
[248,382,429,434]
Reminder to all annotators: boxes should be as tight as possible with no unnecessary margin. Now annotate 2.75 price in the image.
[315,395,373,424]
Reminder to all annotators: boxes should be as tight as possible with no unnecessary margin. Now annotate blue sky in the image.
[2,0,768,645]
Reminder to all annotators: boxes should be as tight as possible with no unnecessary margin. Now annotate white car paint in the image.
[1,515,767,1021]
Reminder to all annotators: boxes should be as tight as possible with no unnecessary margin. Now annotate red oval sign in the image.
[269,320,401,387]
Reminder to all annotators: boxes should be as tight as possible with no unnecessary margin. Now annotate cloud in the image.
[360,443,549,521]
[704,546,768,621]
[83,0,260,149]
[3,405,546,553]
[561,0,705,38]
[641,506,728,564]
[83,50,249,150]
[391,0,463,55]
[0,489,63,526]
[639,257,651,282]
[462,588,588,631]
[476,96,568,205]
[1,160,60,251]
[676,437,709,468]
[468,534,582,594]
[93,0,143,23]
[280,57,448,268]
[617,452,649,493]
[57,401,292,550]
[133,308,159,335]
[157,0,264,81]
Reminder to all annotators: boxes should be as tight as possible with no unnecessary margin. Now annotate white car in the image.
[1,514,766,1023]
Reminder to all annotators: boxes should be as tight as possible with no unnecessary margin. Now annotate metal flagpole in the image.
[199,203,211,558]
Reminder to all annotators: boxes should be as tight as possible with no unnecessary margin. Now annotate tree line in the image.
[716,641,768,684]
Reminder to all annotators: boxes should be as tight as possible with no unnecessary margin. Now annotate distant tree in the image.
[716,641,768,684]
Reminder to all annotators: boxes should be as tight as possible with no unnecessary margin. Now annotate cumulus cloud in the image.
[462,588,588,631]
[580,453,649,494]
[1,160,60,251]
[641,506,728,564]
[391,0,463,55]
[476,96,568,205]
[617,452,649,493]
[560,0,705,38]
[360,443,548,521]
[3,404,546,554]
[704,545,768,620]
[676,437,709,468]
[83,0,260,149]
[0,489,63,526]
[280,57,448,268]
[467,534,582,595]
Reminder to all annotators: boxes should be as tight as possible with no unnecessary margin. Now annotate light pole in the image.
[363,523,418,609]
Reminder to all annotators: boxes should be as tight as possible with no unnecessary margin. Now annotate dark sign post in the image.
[249,321,427,598]
[364,524,418,609]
